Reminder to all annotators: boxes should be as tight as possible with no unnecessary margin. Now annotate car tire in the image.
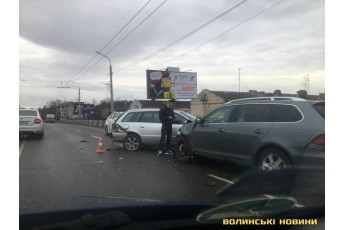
[123,134,142,151]
[104,125,113,137]
[37,131,44,139]
[175,137,192,162]
[257,148,291,170]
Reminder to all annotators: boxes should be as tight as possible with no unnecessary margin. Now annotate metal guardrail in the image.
[57,119,106,128]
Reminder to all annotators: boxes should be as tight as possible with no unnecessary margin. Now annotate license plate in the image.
[20,121,29,125]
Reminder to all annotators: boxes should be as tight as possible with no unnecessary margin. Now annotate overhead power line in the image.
[73,0,168,82]
[160,0,287,66]
[104,0,168,56]
[100,0,153,53]
[69,0,153,83]
[113,0,248,74]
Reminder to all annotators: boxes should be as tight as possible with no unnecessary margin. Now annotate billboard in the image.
[146,70,197,99]
[73,103,94,115]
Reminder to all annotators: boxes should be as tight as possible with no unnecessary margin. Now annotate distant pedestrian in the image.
[157,99,175,156]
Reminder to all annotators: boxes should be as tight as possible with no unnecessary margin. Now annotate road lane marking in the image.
[207,174,234,184]
[19,140,26,159]
[91,135,99,139]
[76,130,82,133]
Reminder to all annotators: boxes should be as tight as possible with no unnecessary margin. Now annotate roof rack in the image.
[225,97,306,104]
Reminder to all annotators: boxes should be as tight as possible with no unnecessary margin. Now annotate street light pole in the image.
[238,68,241,96]
[95,51,114,113]
[70,81,81,118]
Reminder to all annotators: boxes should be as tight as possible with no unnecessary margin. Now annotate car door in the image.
[224,103,273,163]
[137,111,162,145]
[192,106,234,157]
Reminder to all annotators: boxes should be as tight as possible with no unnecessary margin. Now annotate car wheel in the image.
[175,137,192,162]
[257,148,291,170]
[37,131,44,139]
[123,134,142,151]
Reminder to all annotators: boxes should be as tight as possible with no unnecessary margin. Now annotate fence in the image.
[57,119,106,128]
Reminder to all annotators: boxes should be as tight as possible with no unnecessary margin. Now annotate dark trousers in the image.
[159,123,172,151]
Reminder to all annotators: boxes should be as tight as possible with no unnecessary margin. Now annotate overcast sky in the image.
[19,0,325,108]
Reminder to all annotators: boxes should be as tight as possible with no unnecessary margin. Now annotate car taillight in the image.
[307,134,325,149]
[34,118,42,124]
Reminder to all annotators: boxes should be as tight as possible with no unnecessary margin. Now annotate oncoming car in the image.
[112,109,195,151]
[19,109,44,139]
[175,97,325,170]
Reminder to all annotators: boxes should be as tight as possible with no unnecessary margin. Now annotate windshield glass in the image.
[19,0,326,228]
[179,111,196,121]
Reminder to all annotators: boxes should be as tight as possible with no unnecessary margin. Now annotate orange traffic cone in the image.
[96,136,105,153]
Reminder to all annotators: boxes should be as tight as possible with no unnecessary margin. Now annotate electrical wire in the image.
[69,0,153,83]
[73,0,168,82]
[64,0,285,101]
[113,0,248,74]
[159,0,287,67]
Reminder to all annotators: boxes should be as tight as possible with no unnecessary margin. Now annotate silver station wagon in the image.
[112,109,195,151]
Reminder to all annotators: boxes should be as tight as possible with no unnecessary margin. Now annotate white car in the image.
[19,109,44,139]
[112,109,195,151]
[104,111,123,136]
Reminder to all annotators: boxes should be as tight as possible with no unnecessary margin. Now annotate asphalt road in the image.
[19,123,246,213]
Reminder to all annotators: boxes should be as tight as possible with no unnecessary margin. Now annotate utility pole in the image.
[96,51,114,113]
[304,74,310,93]
[58,81,81,118]
[238,68,241,96]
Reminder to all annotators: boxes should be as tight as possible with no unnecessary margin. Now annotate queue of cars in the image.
[20,96,325,170]
[110,97,325,170]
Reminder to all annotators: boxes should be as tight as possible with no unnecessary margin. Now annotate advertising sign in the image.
[146,70,197,99]
[73,103,94,115]
[73,102,83,115]
[81,104,94,114]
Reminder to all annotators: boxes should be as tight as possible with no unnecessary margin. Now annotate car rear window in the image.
[232,104,266,122]
[262,104,303,122]
[140,112,160,123]
[19,110,37,116]
[312,102,325,119]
